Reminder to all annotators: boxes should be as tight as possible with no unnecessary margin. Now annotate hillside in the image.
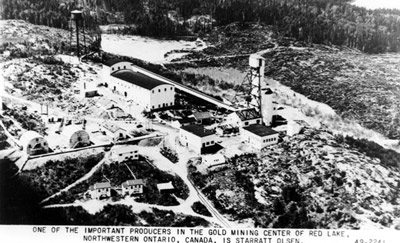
[0,19,99,58]
[167,23,400,144]
[3,0,400,53]
[189,128,400,229]
[263,45,400,140]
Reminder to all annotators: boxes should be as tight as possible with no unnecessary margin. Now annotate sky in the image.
[352,0,400,10]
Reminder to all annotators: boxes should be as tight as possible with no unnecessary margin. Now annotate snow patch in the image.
[101,34,207,64]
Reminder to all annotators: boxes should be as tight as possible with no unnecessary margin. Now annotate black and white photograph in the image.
[1,0,400,242]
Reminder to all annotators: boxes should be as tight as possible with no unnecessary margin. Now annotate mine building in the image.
[111,145,139,162]
[157,181,175,193]
[193,111,214,125]
[201,153,227,172]
[65,129,91,148]
[171,117,196,129]
[179,125,217,154]
[19,131,50,155]
[102,123,128,142]
[89,182,111,200]
[121,179,144,195]
[226,108,262,128]
[241,124,279,150]
[102,59,175,111]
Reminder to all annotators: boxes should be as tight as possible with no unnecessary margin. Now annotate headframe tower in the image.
[232,54,274,126]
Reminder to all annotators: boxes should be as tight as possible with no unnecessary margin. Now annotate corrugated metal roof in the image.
[111,70,167,90]
[92,182,111,190]
[104,59,124,67]
[122,179,144,188]
[19,131,44,148]
[243,124,279,137]
[193,112,212,120]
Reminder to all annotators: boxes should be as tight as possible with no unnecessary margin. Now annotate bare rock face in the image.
[0,20,98,60]
[193,127,400,229]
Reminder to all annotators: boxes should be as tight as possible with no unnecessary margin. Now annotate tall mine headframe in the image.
[232,54,275,126]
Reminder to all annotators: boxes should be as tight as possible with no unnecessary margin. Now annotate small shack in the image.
[193,112,213,125]
[102,123,128,142]
[157,181,174,193]
[201,153,227,172]
[121,179,144,195]
[19,131,49,155]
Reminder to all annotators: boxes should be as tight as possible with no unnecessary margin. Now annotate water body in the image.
[101,34,207,64]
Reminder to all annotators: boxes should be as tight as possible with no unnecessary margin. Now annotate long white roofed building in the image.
[102,59,175,111]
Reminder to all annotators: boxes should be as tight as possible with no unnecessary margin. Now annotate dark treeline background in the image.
[2,0,400,53]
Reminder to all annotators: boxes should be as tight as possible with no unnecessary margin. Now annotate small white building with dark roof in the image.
[227,108,262,128]
[122,179,144,195]
[89,182,111,200]
[19,131,49,155]
[111,145,139,162]
[193,111,213,125]
[102,60,175,111]
[179,125,217,154]
[241,124,279,150]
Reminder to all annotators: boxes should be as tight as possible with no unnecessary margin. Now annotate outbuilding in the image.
[171,117,196,129]
[19,131,49,155]
[193,111,213,125]
[121,179,144,195]
[201,153,227,172]
[111,145,139,162]
[102,123,128,142]
[226,108,262,128]
[156,181,175,193]
[179,125,217,154]
[89,182,111,200]
[241,124,279,150]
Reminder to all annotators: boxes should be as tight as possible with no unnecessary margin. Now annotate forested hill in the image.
[2,0,400,53]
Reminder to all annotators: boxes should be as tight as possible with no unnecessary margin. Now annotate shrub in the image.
[336,135,400,168]
[191,201,212,217]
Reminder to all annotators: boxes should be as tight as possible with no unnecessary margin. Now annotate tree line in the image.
[2,0,400,53]
[1,0,100,35]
